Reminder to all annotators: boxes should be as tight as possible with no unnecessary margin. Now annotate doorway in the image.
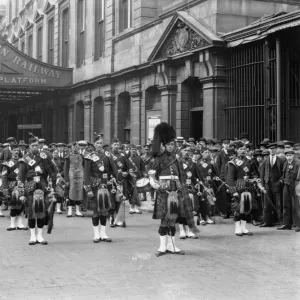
[190,110,203,141]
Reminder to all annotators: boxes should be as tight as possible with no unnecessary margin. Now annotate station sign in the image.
[0,37,72,88]
[18,124,42,129]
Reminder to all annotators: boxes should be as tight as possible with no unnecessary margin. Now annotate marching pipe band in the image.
[1,123,300,255]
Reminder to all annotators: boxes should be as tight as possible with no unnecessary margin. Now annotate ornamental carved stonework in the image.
[156,20,209,59]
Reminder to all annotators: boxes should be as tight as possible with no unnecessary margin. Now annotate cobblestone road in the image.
[0,207,299,300]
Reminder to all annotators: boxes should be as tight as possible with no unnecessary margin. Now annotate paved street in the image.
[0,206,299,300]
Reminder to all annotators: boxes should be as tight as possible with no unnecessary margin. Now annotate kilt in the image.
[24,180,48,218]
[153,190,185,220]
[25,191,50,219]
[90,186,115,217]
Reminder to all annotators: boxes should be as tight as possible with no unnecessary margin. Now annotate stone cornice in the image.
[112,0,207,44]
[222,9,300,42]
[157,84,177,92]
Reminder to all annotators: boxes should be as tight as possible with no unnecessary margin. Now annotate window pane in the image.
[48,19,54,64]
[28,35,33,56]
[62,8,69,67]
[77,0,85,66]
[37,27,43,61]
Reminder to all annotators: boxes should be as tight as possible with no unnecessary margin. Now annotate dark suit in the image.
[282,159,300,227]
[215,149,231,216]
[260,155,284,224]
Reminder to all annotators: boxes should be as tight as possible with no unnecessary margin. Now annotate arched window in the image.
[117,92,131,142]
[76,101,84,140]
[145,86,161,111]
[182,78,203,140]
[94,97,104,135]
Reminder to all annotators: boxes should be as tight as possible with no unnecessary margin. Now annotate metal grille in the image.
[225,41,278,145]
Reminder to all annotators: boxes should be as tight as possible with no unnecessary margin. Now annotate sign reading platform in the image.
[18,124,42,129]
[0,37,72,88]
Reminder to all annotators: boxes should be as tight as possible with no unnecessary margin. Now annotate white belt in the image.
[159,176,179,180]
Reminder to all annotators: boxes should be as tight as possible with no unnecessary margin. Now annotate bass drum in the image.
[136,177,152,193]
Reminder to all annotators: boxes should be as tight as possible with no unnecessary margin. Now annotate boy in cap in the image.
[64,142,85,217]
[278,149,300,231]
[128,144,145,214]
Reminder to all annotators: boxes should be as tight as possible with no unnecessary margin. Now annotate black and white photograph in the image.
[0,0,299,299]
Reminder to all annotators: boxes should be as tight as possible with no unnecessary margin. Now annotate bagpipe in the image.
[45,178,57,234]
[111,176,127,227]
[195,179,216,206]
[225,176,262,215]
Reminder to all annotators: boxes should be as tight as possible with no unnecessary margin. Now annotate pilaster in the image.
[103,89,115,144]
[130,83,142,145]
[83,95,92,142]
[157,84,177,128]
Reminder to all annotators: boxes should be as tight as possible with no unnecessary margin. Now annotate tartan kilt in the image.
[152,190,185,220]
[90,186,114,217]
[25,190,51,219]
[24,180,48,218]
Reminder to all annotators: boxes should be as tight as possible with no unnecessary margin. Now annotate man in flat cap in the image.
[278,149,300,231]
[259,143,285,227]
[0,137,17,162]
[215,138,232,219]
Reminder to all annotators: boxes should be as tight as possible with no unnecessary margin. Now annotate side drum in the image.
[136,177,152,193]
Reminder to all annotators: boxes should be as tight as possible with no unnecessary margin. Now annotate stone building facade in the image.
[1,0,300,144]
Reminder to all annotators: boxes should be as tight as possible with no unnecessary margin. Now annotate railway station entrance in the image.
[0,36,73,143]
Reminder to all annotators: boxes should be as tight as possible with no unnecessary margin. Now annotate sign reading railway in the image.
[0,37,72,88]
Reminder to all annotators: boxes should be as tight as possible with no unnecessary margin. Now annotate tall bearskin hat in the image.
[152,122,176,157]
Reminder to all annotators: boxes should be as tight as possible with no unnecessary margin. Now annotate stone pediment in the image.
[24,18,34,31]
[18,26,25,38]
[148,11,224,62]
[43,0,55,14]
[34,9,45,23]
[11,33,18,44]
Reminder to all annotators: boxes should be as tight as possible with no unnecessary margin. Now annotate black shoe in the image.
[277,225,291,230]
[243,231,253,236]
[75,213,84,217]
[17,227,28,230]
[67,215,72,218]
[100,237,112,242]
[294,226,300,232]
[259,223,274,227]
[29,241,36,245]
[37,240,48,245]
[155,251,166,257]
[110,223,116,228]
[0,215,4,217]
[7,227,16,231]
[93,238,100,243]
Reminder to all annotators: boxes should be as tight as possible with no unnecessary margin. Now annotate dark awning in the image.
[0,36,72,91]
